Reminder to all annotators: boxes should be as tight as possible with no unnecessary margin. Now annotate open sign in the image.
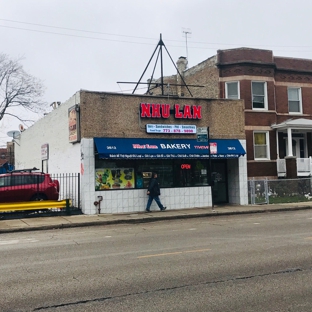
[181,164,191,169]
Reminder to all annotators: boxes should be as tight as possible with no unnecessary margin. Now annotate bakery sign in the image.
[140,103,202,119]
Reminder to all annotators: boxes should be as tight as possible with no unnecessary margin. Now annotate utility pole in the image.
[182,28,192,65]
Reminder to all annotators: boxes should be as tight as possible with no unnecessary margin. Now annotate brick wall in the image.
[302,88,312,115]
[0,148,8,166]
[275,85,288,114]
[80,91,245,140]
[217,48,274,65]
[245,111,276,127]
[0,143,14,166]
[247,161,277,178]
[275,56,312,72]
[181,55,219,98]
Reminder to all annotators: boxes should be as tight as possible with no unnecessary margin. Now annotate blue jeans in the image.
[146,195,164,211]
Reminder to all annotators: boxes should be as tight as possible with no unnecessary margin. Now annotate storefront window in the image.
[95,168,135,190]
[94,158,209,190]
[174,160,208,187]
[137,160,174,188]
[95,160,136,190]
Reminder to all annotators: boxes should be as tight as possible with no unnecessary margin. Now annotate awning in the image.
[94,138,245,159]
[271,118,312,130]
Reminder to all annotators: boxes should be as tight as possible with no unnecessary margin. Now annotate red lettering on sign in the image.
[192,105,202,119]
[175,104,183,118]
[161,104,170,118]
[140,103,202,119]
[181,164,191,169]
[183,105,192,119]
[151,104,161,118]
[140,103,151,117]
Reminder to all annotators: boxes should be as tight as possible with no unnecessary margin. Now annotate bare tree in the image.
[0,53,45,123]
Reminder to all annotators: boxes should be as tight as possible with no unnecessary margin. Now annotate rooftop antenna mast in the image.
[117,34,205,96]
[131,34,166,95]
[182,28,192,66]
[131,33,193,96]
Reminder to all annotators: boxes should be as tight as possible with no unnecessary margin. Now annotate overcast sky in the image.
[1,0,312,147]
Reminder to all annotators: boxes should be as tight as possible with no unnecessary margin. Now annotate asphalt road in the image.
[1,210,312,311]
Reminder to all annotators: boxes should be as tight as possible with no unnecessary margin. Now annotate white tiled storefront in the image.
[81,138,247,214]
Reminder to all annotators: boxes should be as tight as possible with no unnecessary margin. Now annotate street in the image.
[1,210,312,311]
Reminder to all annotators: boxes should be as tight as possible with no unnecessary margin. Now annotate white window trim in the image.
[253,131,270,160]
[225,81,240,99]
[252,81,268,110]
[288,87,302,114]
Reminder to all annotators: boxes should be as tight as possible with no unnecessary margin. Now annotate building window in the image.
[94,159,209,190]
[288,87,302,113]
[252,81,267,109]
[254,132,270,160]
[225,81,240,99]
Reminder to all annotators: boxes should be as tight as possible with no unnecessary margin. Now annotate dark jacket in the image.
[147,178,161,196]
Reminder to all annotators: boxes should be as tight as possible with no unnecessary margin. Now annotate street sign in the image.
[197,127,208,134]
[197,134,208,142]
[197,127,208,142]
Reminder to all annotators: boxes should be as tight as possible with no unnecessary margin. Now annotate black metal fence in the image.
[0,172,81,218]
[50,173,80,212]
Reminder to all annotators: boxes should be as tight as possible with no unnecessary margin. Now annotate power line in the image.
[1,18,312,50]
[0,18,185,44]
[0,25,159,46]
[0,18,158,41]
[2,24,311,55]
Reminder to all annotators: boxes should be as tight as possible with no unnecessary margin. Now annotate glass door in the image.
[286,137,305,158]
[211,160,228,204]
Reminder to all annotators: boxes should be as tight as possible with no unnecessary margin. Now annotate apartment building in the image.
[154,48,312,179]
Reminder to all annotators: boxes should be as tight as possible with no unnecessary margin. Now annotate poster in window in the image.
[95,168,135,190]
[210,142,217,154]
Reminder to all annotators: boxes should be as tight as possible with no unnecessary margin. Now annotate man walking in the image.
[145,172,167,212]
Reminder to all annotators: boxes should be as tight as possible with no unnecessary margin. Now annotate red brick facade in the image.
[162,47,312,179]
[0,143,14,167]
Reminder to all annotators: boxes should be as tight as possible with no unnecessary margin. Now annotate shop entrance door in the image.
[211,160,228,204]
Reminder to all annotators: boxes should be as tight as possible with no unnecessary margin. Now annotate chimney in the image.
[177,56,188,73]
[176,57,188,97]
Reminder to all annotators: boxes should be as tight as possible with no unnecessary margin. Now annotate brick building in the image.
[152,48,312,179]
[0,143,14,168]
[0,148,7,166]
[14,91,247,214]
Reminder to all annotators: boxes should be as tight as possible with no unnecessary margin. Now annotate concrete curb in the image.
[1,205,311,234]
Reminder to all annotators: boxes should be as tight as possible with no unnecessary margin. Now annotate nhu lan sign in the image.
[140,103,202,119]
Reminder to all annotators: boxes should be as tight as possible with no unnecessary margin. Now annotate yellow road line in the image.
[137,248,211,259]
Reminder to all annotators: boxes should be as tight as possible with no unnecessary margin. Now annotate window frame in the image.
[225,81,240,99]
[252,81,268,110]
[253,131,270,160]
[287,87,302,114]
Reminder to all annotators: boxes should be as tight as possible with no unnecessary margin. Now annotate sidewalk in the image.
[1,202,312,233]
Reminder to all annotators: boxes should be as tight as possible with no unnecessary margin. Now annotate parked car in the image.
[0,168,60,203]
